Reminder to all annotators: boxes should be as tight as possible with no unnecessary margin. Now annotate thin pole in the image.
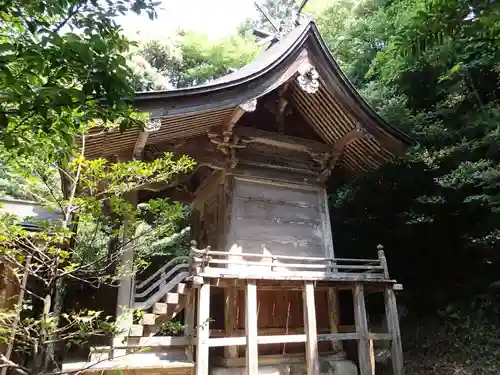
[1,255,32,375]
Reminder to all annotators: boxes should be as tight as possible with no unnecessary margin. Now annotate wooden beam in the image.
[385,286,404,375]
[353,284,373,375]
[196,283,211,375]
[146,136,228,169]
[245,280,258,375]
[224,287,239,358]
[209,334,309,347]
[303,281,320,375]
[133,131,149,159]
[235,126,331,154]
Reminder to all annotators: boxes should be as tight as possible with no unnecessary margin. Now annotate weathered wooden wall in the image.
[225,178,331,265]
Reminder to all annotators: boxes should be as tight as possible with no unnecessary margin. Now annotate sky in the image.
[117,0,260,41]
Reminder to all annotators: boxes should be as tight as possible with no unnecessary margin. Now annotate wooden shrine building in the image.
[68,19,412,375]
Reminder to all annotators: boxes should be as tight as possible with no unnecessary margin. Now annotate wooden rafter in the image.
[133,131,149,159]
[133,119,162,159]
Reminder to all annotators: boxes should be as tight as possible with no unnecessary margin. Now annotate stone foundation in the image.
[211,352,357,375]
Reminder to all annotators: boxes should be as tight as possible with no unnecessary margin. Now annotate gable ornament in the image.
[238,98,258,112]
[297,63,320,94]
[297,63,319,94]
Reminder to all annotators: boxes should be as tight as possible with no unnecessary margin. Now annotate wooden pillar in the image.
[303,281,320,375]
[113,191,137,356]
[184,288,196,361]
[224,287,239,359]
[384,286,404,375]
[196,283,211,375]
[245,280,258,375]
[327,288,342,353]
[353,283,373,375]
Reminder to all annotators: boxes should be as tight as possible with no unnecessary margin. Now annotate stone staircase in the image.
[129,281,191,337]
[89,256,194,363]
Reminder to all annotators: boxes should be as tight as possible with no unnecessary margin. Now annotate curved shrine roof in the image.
[85,21,412,178]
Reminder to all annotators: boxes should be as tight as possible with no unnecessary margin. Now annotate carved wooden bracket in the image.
[206,99,257,168]
[310,124,374,182]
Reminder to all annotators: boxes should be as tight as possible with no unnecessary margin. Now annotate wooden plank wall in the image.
[231,289,331,356]
[227,179,326,264]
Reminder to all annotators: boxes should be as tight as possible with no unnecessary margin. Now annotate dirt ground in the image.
[376,358,500,375]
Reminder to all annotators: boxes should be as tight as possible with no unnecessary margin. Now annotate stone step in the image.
[141,313,158,326]
[89,339,189,362]
[129,324,144,337]
[177,283,189,295]
[163,292,180,304]
[153,302,169,315]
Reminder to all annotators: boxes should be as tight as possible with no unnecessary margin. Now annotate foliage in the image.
[316,0,500,354]
[130,31,258,91]
[0,0,163,154]
[0,0,200,373]
[0,144,195,374]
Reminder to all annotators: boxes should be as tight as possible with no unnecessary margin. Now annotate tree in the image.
[0,140,195,374]
[316,0,500,362]
[0,1,200,373]
[314,1,500,368]
[0,0,159,153]
[130,31,258,90]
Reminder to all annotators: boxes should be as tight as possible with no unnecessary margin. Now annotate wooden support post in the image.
[353,283,373,375]
[224,287,239,359]
[303,281,320,375]
[184,288,196,361]
[113,191,137,357]
[370,339,375,375]
[385,286,404,375]
[196,283,211,375]
[327,288,342,353]
[245,280,258,375]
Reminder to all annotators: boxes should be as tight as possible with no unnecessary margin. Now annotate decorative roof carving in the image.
[297,63,319,94]
[146,118,162,132]
[239,98,257,112]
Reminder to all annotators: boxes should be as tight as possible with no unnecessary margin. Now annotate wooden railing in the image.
[190,244,391,281]
[133,256,190,309]
[132,244,391,309]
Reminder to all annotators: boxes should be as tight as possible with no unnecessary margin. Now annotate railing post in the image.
[246,280,258,375]
[377,244,389,279]
[196,282,210,375]
[303,281,320,375]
